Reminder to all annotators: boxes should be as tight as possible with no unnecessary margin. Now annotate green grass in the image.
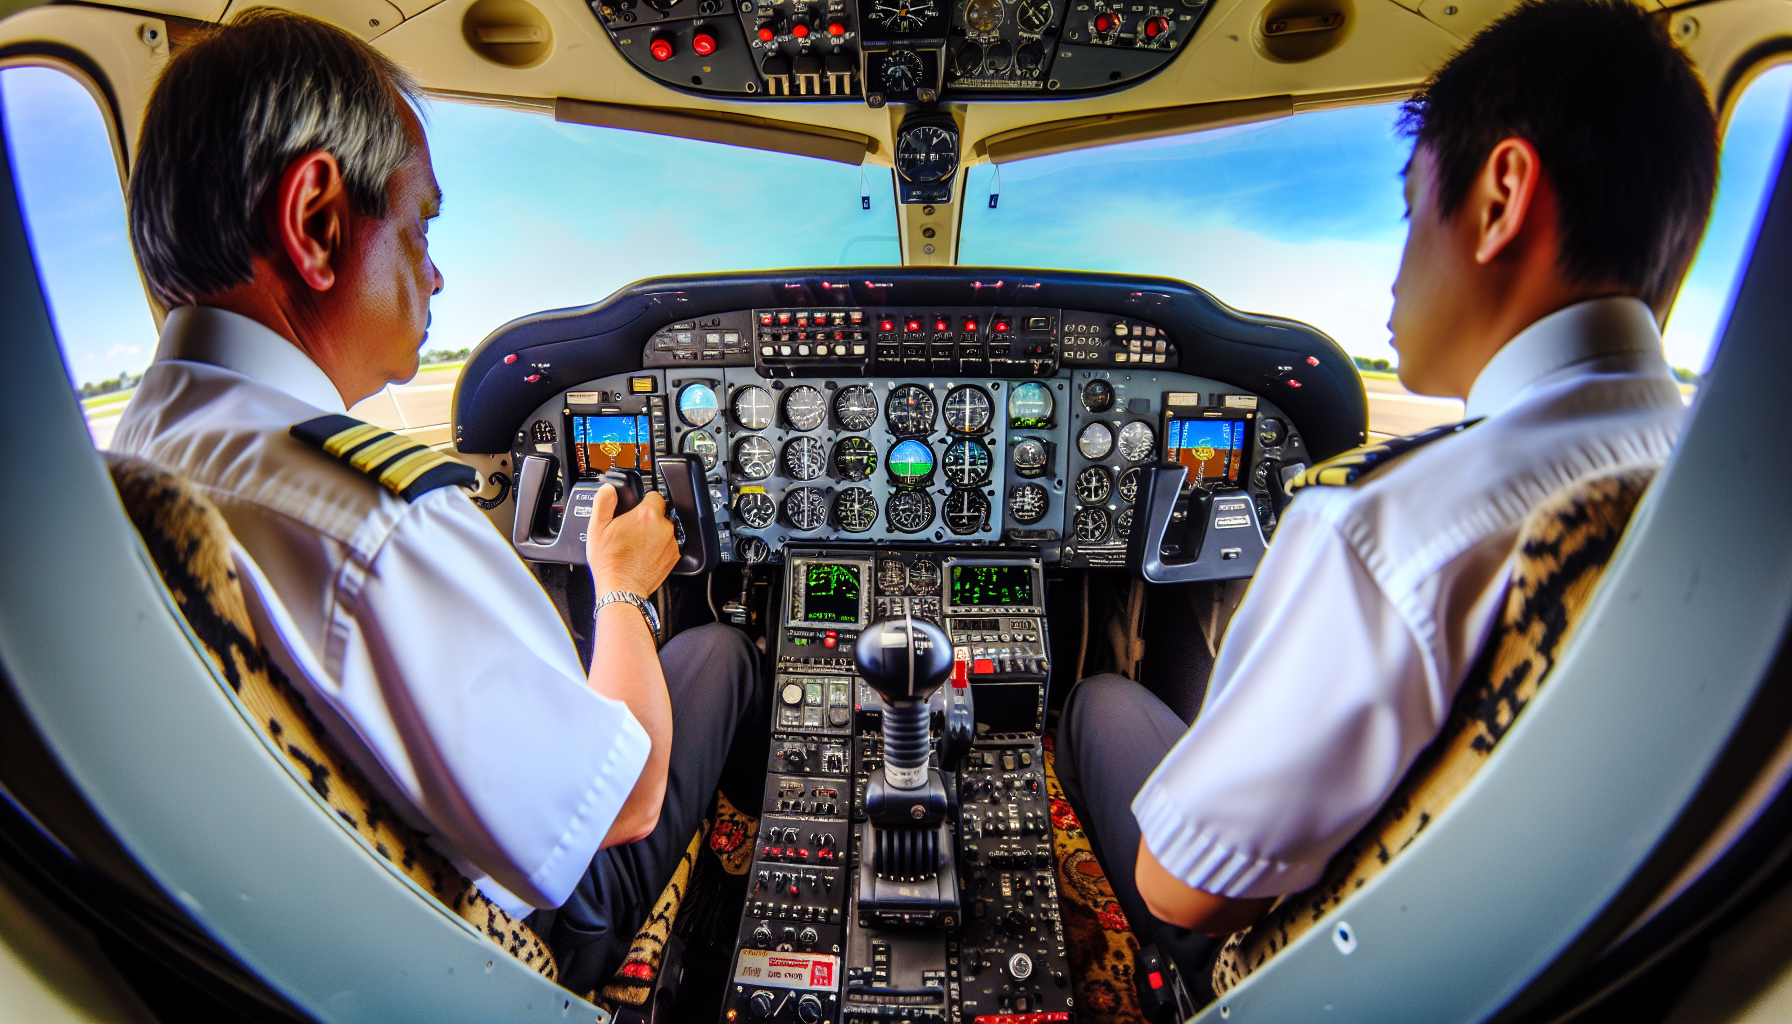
[81,389,136,411]
[1357,369,1400,381]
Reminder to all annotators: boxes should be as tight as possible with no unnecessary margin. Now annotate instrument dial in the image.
[1073,506,1111,542]
[872,1,939,34]
[944,489,991,536]
[834,385,879,431]
[1116,506,1135,541]
[1078,421,1114,460]
[1017,0,1051,31]
[1075,465,1113,504]
[1008,483,1049,524]
[908,559,940,594]
[734,490,776,528]
[782,436,826,480]
[943,385,994,433]
[734,436,775,479]
[1259,416,1285,448]
[677,384,719,427]
[680,430,717,471]
[965,0,1003,32]
[943,438,992,486]
[881,48,925,91]
[953,40,983,76]
[736,535,770,563]
[886,384,937,435]
[1081,379,1114,413]
[833,487,878,533]
[783,487,827,531]
[1118,466,1142,503]
[731,386,774,430]
[1007,380,1054,427]
[887,438,935,486]
[782,385,827,431]
[886,490,936,534]
[832,436,878,481]
[878,559,909,593]
[1118,420,1157,463]
[1011,437,1049,477]
[897,124,959,183]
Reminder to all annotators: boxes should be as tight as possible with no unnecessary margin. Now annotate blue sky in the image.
[3,61,1787,386]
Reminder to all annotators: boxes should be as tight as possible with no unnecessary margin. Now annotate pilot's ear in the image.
[1472,137,1544,266]
[270,150,348,292]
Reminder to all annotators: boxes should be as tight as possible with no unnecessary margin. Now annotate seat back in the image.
[103,452,559,981]
[1212,466,1657,995]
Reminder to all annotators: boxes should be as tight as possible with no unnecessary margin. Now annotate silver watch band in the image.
[594,589,661,635]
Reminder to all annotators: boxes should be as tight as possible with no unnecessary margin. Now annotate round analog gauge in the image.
[1118,420,1157,463]
[943,438,992,487]
[834,385,879,431]
[1081,379,1114,413]
[734,436,775,480]
[881,48,925,91]
[878,559,909,593]
[834,487,878,533]
[1075,465,1113,504]
[953,41,983,76]
[783,487,827,531]
[832,436,878,481]
[872,0,939,34]
[1258,416,1285,448]
[731,385,774,430]
[1007,380,1055,428]
[944,489,991,536]
[887,438,935,486]
[734,490,776,529]
[886,384,937,435]
[735,535,770,563]
[1008,483,1049,525]
[908,559,940,594]
[780,385,827,431]
[782,436,826,480]
[1012,436,1049,477]
[966,0,1003,32]
[680,430,718,471]
[1078,421,1114,460]
[1017,0,1051,32]
[677,384,719,427]
[985,38,1012,70]
[943,385,993,433]
[897,124,959,184]
[886,490,936,534]
[1118,466,1142,503]
[1115,506,1135,541]
[1073,506,1111,542]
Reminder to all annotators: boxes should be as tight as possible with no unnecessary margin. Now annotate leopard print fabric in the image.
[105,454,559,979]
[1211,467,1657,996]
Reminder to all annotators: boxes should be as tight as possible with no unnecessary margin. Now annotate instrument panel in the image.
[505,305,1309,568]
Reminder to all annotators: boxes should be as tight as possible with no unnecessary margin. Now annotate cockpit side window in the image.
[0,64,156,450]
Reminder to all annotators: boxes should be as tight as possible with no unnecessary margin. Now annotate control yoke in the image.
[511,454,719,575]
[1125,461,1269,584]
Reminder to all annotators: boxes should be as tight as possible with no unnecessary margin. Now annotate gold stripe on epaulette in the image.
[321,422,386,458]
[348,434,418,474]
[379,448,455,494]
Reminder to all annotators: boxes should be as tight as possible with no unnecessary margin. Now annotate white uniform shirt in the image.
[112,307,650,914]
[1131,297,1685,900]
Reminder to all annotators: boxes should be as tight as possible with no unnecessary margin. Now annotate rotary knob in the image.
[1008,952,1034,980]
[748,989,776,1019]
[751,924,773,948]
[781,682,804,705]
[796,994,824,1024]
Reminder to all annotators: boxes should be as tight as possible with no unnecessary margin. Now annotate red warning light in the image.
[649,37,674,60]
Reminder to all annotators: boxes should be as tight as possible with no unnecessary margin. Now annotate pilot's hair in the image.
[1400,0,1717,307]
[127,8,422,308]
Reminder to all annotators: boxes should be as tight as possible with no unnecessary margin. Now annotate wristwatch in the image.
[595,590,661,636]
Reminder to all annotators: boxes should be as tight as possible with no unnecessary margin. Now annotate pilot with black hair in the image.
[110,9,761,994]
[1053,0,1715,969]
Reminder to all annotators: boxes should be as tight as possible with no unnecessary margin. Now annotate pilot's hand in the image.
[586,482,678,598]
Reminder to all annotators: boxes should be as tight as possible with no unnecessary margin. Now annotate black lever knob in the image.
[852,616,954,704]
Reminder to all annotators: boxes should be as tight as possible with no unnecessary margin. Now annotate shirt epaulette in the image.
[290,414,477,503]
[1286,418,1484,497]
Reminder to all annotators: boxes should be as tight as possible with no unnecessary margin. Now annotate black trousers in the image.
[1055,673,1219,976]
[535,622,764,995]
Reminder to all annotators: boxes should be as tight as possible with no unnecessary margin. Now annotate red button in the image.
[503,353,517,364]
[974,659,995,675]
[760,312,774,324]
[963,318,978,331]
[791,21,809,36]
[649,37,674,60]
[824,636,837,649]
[1144,15,1168,36]
[828,20,845,34]
[993,319,1009,332]
[524,373,541,383]
[758,24,775,40]
[1287,379,1303,388]
[1095,13,1113,30]
[952,661,968,687]
[906,319,922,332]
[1149,970,1164,989]
[692,31,716,54]
[934,318,950,332]
[879,318,895,331]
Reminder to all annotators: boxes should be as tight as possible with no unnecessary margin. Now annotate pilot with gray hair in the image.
[112,8,762,992]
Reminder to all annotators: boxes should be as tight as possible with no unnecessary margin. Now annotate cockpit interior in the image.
[2,0,1792,1023]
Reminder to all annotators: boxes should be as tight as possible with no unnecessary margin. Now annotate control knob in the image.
[1008,952,1035,981]
[798,926,820,948]
[649,33,675,60]
[796,993,824,1024]
[751,924,773,948]
[1142,14,1170,39]
[691,29,717,54]
[748,989,776,1019]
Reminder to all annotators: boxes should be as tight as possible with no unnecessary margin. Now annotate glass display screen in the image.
[950,565,1034,607]
[571,415,653,477]
[802,563,863,623]
[1163,416,1246,486]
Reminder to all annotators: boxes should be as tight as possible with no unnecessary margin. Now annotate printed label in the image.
[733,949,840,991]
[1215,515,1251,529]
